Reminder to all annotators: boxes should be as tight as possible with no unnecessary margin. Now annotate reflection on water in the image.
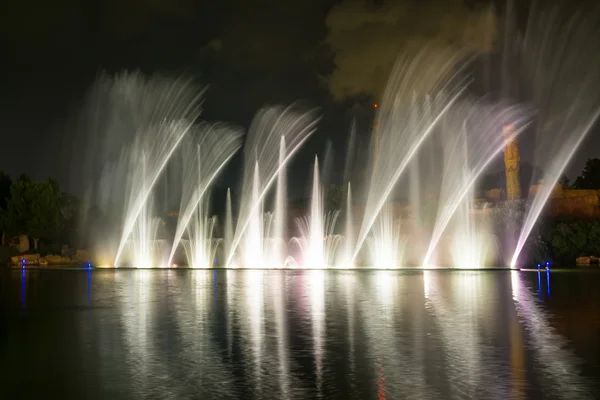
[2,269,599,399]
[511,271,592,399]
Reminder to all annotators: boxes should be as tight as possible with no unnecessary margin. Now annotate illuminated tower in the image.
[503,124,521,200]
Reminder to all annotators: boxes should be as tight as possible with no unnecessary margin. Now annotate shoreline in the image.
[6,265,599,272]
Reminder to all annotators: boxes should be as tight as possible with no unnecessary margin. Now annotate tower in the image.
[503,124,521,200]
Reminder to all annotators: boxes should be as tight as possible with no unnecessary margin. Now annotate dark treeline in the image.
[0,172,77,253]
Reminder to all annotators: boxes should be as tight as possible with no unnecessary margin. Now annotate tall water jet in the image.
[353,45,471,260]
[343,120,357,184]
[271,137,288,267]
[226,105,320,266]
[239,163,272,267]
[342,183,354,267]
[127,195,165,268]
[167,123,242,266]
[294,156,342,268]
[224,188,233,261]
[509,7,600,267]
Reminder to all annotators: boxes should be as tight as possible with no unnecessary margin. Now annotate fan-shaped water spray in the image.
[226,105,320,267]
[79,72,206,267]
[367,204,406,269]
[181,199,220,269]
[353,46,471,261]
[509,7,600,267]
[422,100,531,267]
[168,123,243,266]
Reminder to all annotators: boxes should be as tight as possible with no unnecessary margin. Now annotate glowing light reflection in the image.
[308,270,325,397]
[510,271,592,397]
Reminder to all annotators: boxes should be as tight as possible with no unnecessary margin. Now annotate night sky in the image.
[2,0,599,196]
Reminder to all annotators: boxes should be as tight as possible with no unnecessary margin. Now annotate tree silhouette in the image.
[0,178,65,249]
[573,158,600,189]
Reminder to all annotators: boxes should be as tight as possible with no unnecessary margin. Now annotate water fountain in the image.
[341,183,354,268]
[180,201,220,269]
[80,72,205,267]
[291,156,343,268]
[507,8,600,267]
[168,123,243,267]
[352,45,471,262]
[226,105,320,267]
[367,204,405,269]
[79,6,599,269]
[421,99,531,268]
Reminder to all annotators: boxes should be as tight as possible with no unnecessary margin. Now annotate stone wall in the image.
[547,188,600,219]
[484,184,600,219]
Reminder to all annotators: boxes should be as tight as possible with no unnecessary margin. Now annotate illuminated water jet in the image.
[80,72,205,267]
[353,46,471,261]
[180,199,220,269]
[292,156,342,268]
[367,204,405,269]
[422,100,531,267]
[226,105,320,267]
[509,7,600,267]
[168,123,242,266]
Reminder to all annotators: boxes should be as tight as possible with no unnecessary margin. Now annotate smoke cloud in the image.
[324,0,498,100]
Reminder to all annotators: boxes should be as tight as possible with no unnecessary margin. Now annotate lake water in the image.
[1,268,599,399]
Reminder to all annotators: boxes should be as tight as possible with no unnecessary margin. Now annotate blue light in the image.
[537,270,542,299]
[537,263,541,268]
[546,269,551,297]
[87,267,91,305]
[545,261,550,266]
[21,268,25,309]
[213,271,217,299]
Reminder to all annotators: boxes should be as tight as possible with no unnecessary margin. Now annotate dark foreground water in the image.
[1,269,599,399]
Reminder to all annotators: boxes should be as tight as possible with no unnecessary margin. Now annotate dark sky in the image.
[2,0,599,195]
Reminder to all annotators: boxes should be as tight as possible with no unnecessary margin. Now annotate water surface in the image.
[1,269,599,399]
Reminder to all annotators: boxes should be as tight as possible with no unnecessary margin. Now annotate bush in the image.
[489,202,600,266]
[544,220,600,263]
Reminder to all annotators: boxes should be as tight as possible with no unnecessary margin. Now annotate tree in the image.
[573,158,600,189]
[59,192,80,246]
[0,177,34,238]
[0,178,65,249]
[27,180,64,248]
